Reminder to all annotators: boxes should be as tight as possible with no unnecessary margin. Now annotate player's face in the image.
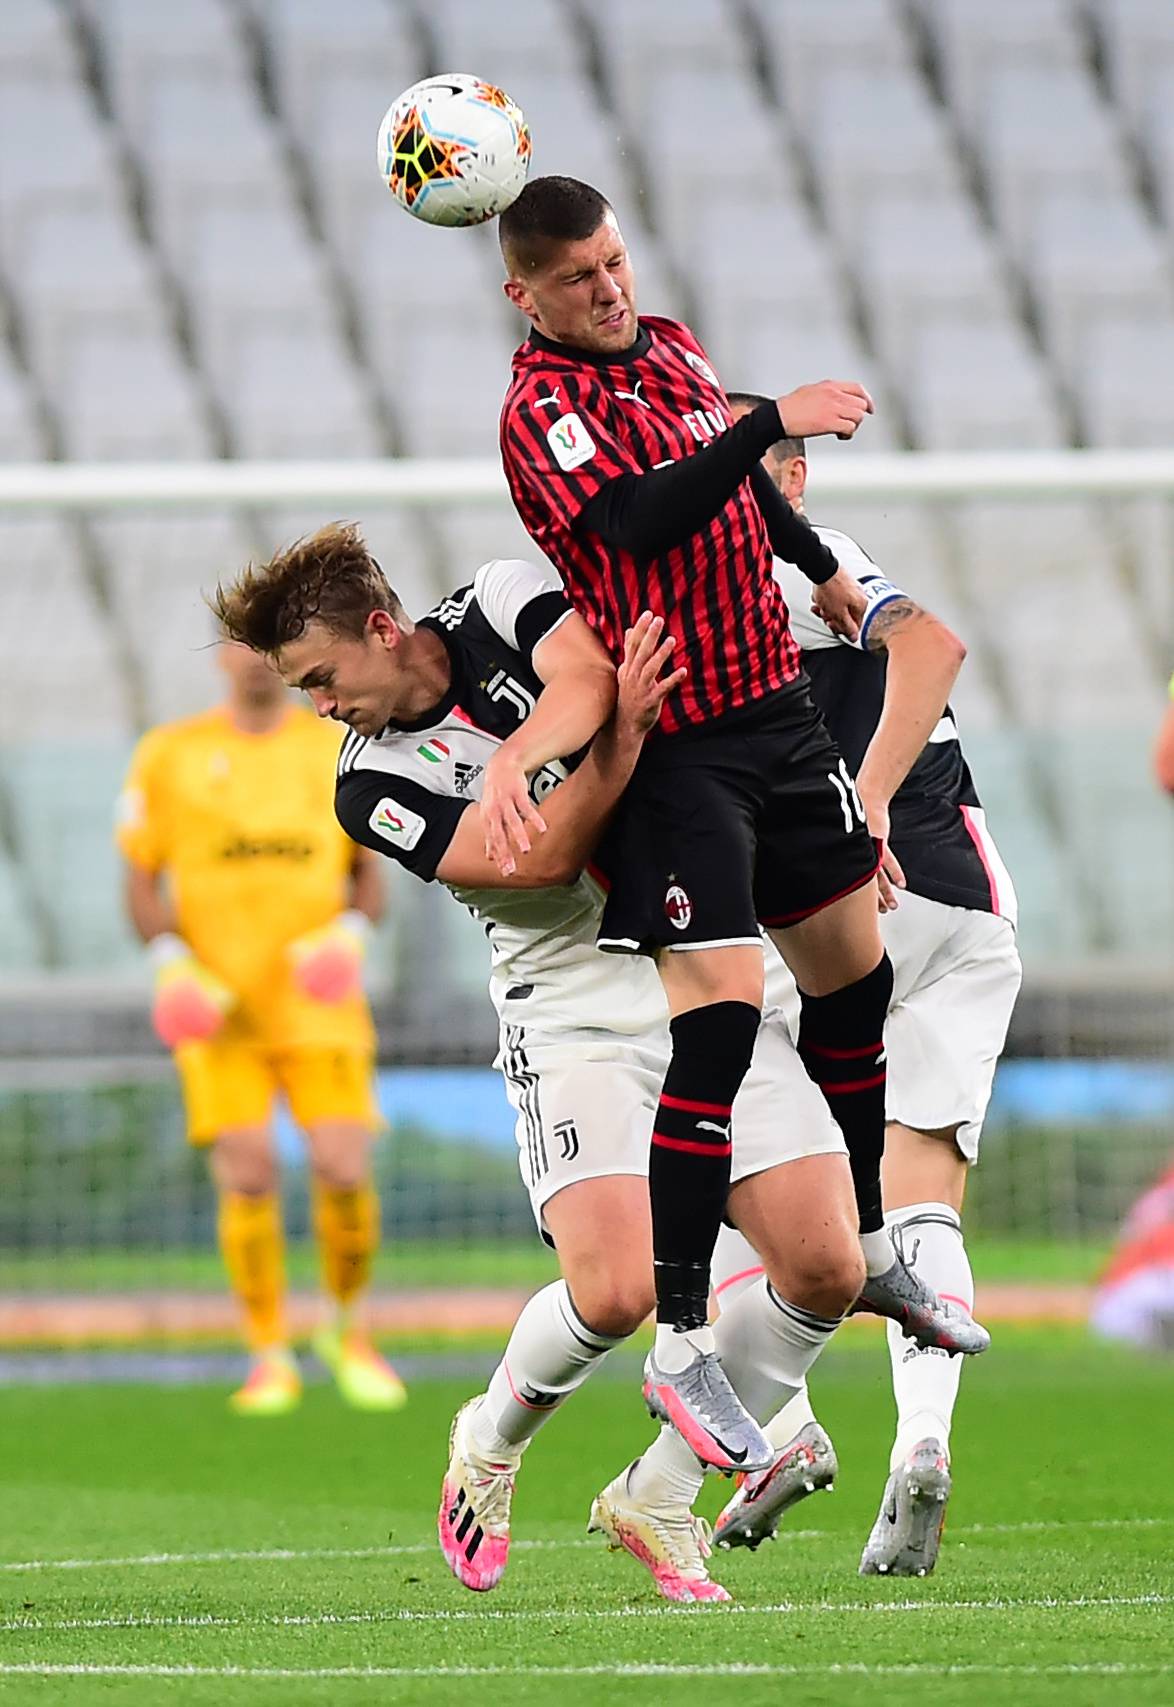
[277,616,404,738]
[505,212,637,353]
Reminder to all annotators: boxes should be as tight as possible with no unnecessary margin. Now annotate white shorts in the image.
[764,888,1021,1162]
[497,1013,846,1242]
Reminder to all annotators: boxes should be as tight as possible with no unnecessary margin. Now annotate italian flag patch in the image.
[417,738,450,765]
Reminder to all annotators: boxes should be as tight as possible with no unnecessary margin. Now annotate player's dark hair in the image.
[212,521,405,653]
[499,175,612,271]
[725,391,805,462]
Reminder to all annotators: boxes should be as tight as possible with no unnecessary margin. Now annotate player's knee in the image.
[568,1272,654,1341]
[307,1125,372,1191]
[774,1242,865,1320]
[211,1136,276,1196]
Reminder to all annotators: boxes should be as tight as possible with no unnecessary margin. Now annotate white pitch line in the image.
[0,1515,1168,1574]
[3,1591,1170,1637]
[0,1662,1171,1681]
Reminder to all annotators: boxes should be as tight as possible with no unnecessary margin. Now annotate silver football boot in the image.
[858,1248,990,1357]
[643,1347,774,1475]
[714,1421,838,1550]
[859,1438,952,1577]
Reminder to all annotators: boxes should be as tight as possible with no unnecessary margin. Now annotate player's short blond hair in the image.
[213,521,404,654]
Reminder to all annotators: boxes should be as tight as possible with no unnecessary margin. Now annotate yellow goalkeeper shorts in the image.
[176,1039,381,1144]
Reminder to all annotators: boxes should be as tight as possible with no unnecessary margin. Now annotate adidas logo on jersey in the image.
[454,761,484,795]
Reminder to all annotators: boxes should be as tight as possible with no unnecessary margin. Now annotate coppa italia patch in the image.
[416,738,450,765]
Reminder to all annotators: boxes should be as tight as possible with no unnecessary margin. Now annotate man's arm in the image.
[480,606,619,875]
[340,616,683,892]
[123,859,174,944]
[347,844,385,922]
[1154,687,1174,796]
[853,596,967,908]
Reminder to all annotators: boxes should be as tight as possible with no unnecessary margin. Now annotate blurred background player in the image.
[116,631,404,1417]
[711,399,1021,1575]
[1154,673,1174,797]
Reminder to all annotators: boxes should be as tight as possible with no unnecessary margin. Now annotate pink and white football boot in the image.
[437,1398,518,1593]
[588,1461,732,1604]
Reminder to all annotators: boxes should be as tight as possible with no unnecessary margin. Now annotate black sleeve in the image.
[749,462,840,585]
[336,768,470,883]
[574,401,785,560]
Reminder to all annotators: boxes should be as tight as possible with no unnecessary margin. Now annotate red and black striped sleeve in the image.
[501,369,641,526]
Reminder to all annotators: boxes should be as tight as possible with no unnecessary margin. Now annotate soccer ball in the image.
[376,74,531,227]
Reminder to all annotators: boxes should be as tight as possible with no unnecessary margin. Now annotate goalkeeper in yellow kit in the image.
[117,636,405,1417]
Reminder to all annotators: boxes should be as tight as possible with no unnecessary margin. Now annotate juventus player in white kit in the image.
[707,402,1023,1575]
[215,523,979,1603]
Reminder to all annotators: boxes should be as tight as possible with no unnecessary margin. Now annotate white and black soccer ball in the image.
[376,74,531,227]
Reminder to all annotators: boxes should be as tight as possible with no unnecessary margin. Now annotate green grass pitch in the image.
[1,1328,1171,1707]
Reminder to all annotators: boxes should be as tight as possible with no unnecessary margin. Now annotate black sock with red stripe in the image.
[650,1000,761,1331]
[797,954,894,1235]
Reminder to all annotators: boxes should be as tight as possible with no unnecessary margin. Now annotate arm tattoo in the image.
[864,596,922,654]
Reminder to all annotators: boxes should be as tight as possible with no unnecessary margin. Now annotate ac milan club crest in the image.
[664,882,692,931]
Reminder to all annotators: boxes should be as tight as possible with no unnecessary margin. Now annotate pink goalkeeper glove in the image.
[289,910,371,1003]
[148,935,235,1049]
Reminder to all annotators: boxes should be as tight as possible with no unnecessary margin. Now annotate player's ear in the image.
[367,609,401,649]
[785,457,808,504]
[503,277,532,315]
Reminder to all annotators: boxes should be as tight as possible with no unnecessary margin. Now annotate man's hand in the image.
[776,380,874,440]
[289,910,371,1003]
[615,612,688,741]
[148,935,235,1048]
[858,794,907,913]
[481,750,549,879]
[812,568,868,642]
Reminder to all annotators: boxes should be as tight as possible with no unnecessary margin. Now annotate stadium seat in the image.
[1092,0,1174,135]
[0,519,133,743]
[0,347,48,461]
[11,206,173,402]
[804,67,969,244]
[93,512,254,723]
[89,0,251,150]
[431,505,559,601]
[0,844,42,970]
[855,194,1021,381]
[905,320,1066,450]
[384,323,514,457]
[1137,101,1174,226]
[218,327,383,460]
[0,0,83,89]
[425,0,580,79]
[259,0,419,137]
[589,0,752,131]
[926,0,1086,139]
[750,0,917,131]
[0,84,129,268]
[945,500,1159,730]
[1018,192,1174,382]
[52,329,214,461]
[1,743,141,969]
[973,66,1134,257]
[1072,315,1174,447]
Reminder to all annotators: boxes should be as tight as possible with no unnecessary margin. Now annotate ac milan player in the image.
[488,176,983,1474]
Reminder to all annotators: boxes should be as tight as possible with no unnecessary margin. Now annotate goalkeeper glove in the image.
[148,934,235,1049]
[289,909,371,1004]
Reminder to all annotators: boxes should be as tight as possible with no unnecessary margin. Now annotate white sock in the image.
[470,1281,621,1461]
[652,1322,715,1370]
[764,1383,817,1449]
[712,1277,840,1423]
[626,1423,707,1509]
[860,1226,898,1277]
[711,1223,766,1309]
[886,1202,971,1471]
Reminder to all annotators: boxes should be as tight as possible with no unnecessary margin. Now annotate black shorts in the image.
[595,682,879,955]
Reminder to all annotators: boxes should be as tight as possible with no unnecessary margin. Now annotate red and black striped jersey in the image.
[499,315,801,735]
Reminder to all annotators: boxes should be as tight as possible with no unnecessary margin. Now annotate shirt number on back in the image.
[827,759,866,834]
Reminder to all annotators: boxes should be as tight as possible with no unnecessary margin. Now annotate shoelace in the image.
[465,1460,517,1533]
[642,1507,717,1578]
[672,1351,752,1435]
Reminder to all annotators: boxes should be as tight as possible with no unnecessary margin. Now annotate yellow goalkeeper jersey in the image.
[116,705,374,1052]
